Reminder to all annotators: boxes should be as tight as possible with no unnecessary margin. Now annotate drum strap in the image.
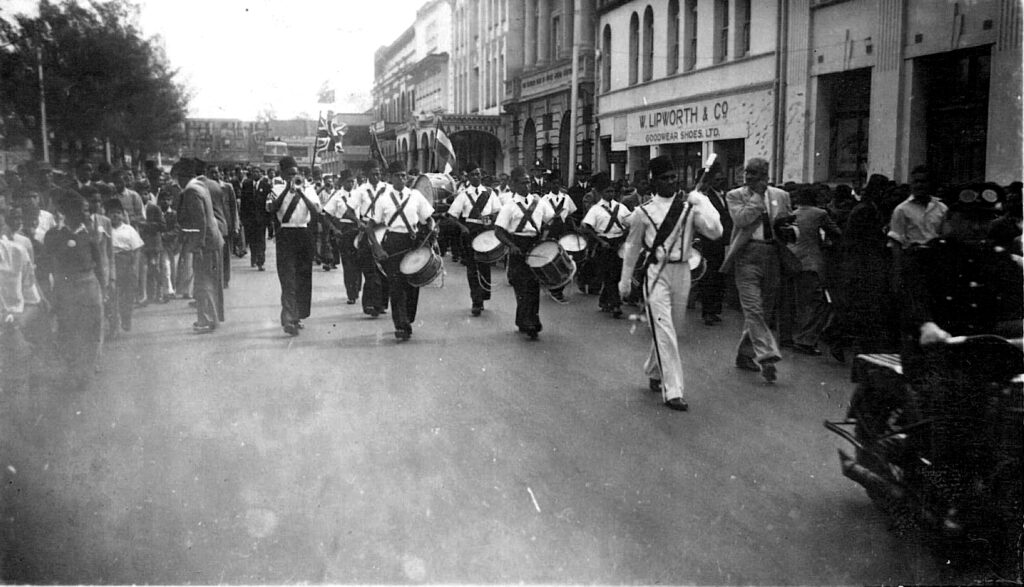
[279,186,302,224]
[602,203,624,234]
[550,196,565,216]
[640,197,689,260]
[365,185,387,218]
[514,200,540,233]
[468,188,491,220]
[388,192,415,234]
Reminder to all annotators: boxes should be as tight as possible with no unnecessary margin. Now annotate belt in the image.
[655,257,684,264]
[465,219,486,224]
[749,239,775,244]
[279,225,309,230]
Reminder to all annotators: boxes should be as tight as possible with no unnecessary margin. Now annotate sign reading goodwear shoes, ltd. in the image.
[627,98,748,146]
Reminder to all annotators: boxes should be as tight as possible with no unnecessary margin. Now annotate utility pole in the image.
[568,0,582,185]
[37,45,49,163]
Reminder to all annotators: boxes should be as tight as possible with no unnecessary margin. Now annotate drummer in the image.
[580,172,631,318]
[322,169,364,305]
[541,173,577,304]
[494,166,556,340]
[356,160,390,317]
[367,160,436,341]
[448,162,502,316]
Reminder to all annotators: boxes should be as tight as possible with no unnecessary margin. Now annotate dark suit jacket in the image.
[699,187,732,266]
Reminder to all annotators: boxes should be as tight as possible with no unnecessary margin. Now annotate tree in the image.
[0,0,189,167]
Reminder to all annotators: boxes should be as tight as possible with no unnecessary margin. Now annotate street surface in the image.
[0,244,995,584]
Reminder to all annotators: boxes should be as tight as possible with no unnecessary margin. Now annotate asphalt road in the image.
[0,244,993,584]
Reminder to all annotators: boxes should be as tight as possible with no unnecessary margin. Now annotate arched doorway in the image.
[451,130,503,174]
[559,110,572,179]
[522,118,536,168]
[420,132,431,172]
[408,133,418,172]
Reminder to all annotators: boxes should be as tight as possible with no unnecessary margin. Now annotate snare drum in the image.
[471,230,507,264]
[688,249,707,281]
[526,241,575,288]
[400,247,443,287]
[557,233,589,262]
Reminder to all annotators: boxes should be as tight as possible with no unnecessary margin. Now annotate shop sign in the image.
[520,65,573,99]
[627,98,747,145]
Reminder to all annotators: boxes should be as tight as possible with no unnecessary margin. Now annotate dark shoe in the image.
[664,397,689,411]
[364,307,379,317]
[192,323,215,334]
[779,340,796,349]
[188,300,197,308]
[283,323,299,336]
[258,265,265,272]
[760,361,777,384]
[323,264,332,271]
[599,305,610,313]
[830,346,846,363]
[471,305,483,317]
[295,320,304,330]
[346,298,357,305]
[523,328,539,340]
[611,308,623,319]
[702,314,721,326]
[648,378,662,393]
[793,343,822,356]
[549,290,568,304]
[735,356,761,372]
[395,329,411,341]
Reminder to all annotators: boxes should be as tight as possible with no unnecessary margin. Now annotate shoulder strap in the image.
[387,191,415,233]
[648,196,687,253]
[602,203,624,234]
[514,199,540,233]
[279,186,303,224]
[468,188,491,219]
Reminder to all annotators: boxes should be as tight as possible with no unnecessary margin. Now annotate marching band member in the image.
[448,162,502,316]
[580,173,631,318]
[266,156,320,336]
[322,169,363,305]
[494,166,556,340]
[355,160,390,317]
[618,156,722,412]
[367,160,435,341]
[541,175,576,304]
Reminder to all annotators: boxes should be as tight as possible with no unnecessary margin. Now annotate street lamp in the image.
[37,44,49,163]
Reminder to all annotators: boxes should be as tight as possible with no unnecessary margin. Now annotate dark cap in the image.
[387,160,406,174]
[510,166,529,181]
[338,169,354,181]
[649,156,674,179]
[171,158,197,178]
[591,172,611,192]
[532,159,545,170]
[463,161,481,173]
[575,162,591,174]
[103,198,125,214]
[278,156,298,171]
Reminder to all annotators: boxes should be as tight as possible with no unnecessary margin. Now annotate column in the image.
[525,0,537,67]
[537,0,550,65]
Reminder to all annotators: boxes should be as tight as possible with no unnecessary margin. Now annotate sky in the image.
[3,0,427,120]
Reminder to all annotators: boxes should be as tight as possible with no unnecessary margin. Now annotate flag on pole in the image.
[434,119,456,175]
[368,127,389,169]
[315,114,346,153]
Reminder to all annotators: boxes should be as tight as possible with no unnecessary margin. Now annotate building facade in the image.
[596,0,1022,189]
[504,0,597,182]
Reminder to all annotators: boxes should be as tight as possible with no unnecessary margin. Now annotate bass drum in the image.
[412,173,457,206]
[400,247,443,287]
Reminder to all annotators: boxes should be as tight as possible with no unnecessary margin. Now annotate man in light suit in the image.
[720,158,793,383]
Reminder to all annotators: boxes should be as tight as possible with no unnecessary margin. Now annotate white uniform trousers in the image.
[643,261,692,401]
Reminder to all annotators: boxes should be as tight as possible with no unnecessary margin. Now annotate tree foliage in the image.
[0,0,189,165]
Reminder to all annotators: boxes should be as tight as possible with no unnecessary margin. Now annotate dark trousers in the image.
[382,232,419,333]
[275,227,314,326]
[222,236,231,288]
[194,247,223,327]
[337,226,361,301]
[357,236,389,312]
[696,264,726,316]
[593,242,624,309]
[463,227,492,306]
[509,234,542,331]
[53,273,102,378]
[113,252,136,331]
[242,216,266,267]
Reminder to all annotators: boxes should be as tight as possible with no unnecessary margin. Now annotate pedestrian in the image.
[39,191,107,388]
[241,167,269,271]
[782,186,842,355]
[720,157,794,384]
[0,205,45,395]
[156,189,178,303]
[322,169,363,305]
[174,158,223,334]
[447,162,501,317]
[355,160,390,317]
[580,172,631,318]
[111,169,146,226]
[106,199,144,333]
[690,160,732,326]
[266,156,320,336]
[138,198,167,305]
[367,160,435,341]
[205,166,236,290]
[618,156,722,411]
[494,166,556,340]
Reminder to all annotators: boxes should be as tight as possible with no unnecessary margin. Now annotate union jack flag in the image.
[315,114,347,153]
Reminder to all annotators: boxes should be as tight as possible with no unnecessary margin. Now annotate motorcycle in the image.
[824,335,1023,574]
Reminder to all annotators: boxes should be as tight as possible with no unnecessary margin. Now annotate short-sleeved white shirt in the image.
[111,223,144,253]
[495,194,555,237]
[448,185,503,224]
[372,187,435,233]
[542,191,577,221]
[582,200,632,238]
[324,189,363,223]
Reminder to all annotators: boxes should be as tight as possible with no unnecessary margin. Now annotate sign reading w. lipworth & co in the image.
[627,97,748,146]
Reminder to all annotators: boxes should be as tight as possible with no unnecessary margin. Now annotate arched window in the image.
[642,6,654,82]
[715,0,729,64]
[628,12,639,85]
[684,0,698,71]
[667,0,680,75]
[601,24,612,92]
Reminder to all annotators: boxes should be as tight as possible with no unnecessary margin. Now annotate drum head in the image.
[526,241,561,267]
[412,173,456,206]
[687,249,703,271]
[558,234,588,252]
[400,248,432,274]
[471,230,500,253]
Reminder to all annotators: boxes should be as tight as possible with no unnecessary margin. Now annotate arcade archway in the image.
[451,130,502,174]
[522,118,537,168]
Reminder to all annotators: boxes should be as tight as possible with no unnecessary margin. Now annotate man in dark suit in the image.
[693,161,733,325]
[239,168,268,270]
[174,158,224,333]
